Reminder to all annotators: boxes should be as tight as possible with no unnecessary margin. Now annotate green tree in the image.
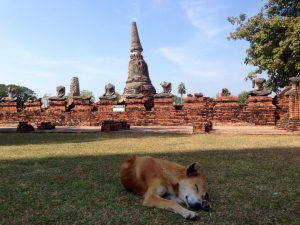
[0,84,37,108]
[228,0,300,92]
[172,95,181,105]
[178,82,186,105]
[237,91,249,105]
[80,90,95,102]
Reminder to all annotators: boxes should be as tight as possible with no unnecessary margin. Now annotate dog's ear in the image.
[186,163,204,177]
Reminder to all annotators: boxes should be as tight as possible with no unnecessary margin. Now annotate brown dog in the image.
[120,155,210,220]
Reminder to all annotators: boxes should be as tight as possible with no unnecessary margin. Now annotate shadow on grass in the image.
[0,132,191,146]
[1,147,300,225]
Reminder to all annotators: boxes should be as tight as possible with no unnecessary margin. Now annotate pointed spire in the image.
[130,21,143,53]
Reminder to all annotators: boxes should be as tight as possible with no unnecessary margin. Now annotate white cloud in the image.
[158,46,228,79]
[181,0,228,37]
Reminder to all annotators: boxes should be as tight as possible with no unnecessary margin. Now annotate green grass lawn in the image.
[1,132,300,225]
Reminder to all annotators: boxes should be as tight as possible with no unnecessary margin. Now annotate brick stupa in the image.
[123,22,156,98]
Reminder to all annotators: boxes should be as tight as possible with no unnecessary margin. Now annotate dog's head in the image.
[177,163,210,211]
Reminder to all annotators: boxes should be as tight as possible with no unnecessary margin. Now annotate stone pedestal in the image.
[214,96,240,123]
[24,102,42,113]
[126,98,145,111]
[96,100,115,112]
[0,102,18,113]
[48,101,66,113]
[72,99,93,112]
[183,97,207,110]
[245,96,276,125]
[153,97,174,111]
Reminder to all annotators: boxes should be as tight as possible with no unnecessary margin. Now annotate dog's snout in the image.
[201,200,211,211]
[190,202,202,210]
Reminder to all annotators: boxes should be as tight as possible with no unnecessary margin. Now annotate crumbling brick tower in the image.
[123,22,156,98]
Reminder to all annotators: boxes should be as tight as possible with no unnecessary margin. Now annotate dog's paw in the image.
[181,209,198,220]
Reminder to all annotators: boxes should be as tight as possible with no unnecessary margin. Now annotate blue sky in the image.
[0,0,265,98]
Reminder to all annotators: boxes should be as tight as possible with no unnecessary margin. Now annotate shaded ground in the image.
[0,125,298,135]
[1,132,299,225]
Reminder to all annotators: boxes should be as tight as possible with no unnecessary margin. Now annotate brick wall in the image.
[0,94,280,128]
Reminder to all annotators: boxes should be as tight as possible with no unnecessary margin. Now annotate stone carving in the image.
[1,87,18,102]
[285,76,300,96]
[248,78,272,96]
[194,92,204,98]
[154,81,174,98]
[220,88,231,96]
[70,77,80,97]
[99,83,117,100]
[49,86,66,101]
[124,22,156,98]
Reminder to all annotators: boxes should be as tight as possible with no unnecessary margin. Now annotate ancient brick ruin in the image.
[0,22,299,132]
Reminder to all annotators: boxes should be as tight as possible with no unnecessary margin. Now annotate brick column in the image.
[288,90,300,119]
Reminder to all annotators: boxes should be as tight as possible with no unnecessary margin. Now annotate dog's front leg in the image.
[143,189,198,220]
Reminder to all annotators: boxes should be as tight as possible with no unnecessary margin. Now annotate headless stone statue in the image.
[99,83,117,100]
[285,76,300,96]
[220,88,231,96]
[154,81,174,98]
[248,78,272,96]
[1,87,18,102]
[49,86,66,101]
[194,92,204,98]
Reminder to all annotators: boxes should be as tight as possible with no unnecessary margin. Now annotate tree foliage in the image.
[178,82,186,105]
[80,90,95,102]
[228,0,300,92]
[237,91,249,105]
[0,84,37,108]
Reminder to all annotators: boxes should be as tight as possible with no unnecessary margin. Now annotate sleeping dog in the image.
[120,156,210,220]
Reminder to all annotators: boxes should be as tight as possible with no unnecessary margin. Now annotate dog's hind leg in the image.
[143,185,198,220]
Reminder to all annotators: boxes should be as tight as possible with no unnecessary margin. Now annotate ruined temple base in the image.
[183,97,207,110]
[24,102,42,112]
[214,96,240,123]
[96,100,115,112]
[244,96,276,125]
[72,99,93,112]
[126,98,145,110]
[0,102,18,113]
[48,101,66,112]
[277,117,300,132]
[153,97,174,110]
